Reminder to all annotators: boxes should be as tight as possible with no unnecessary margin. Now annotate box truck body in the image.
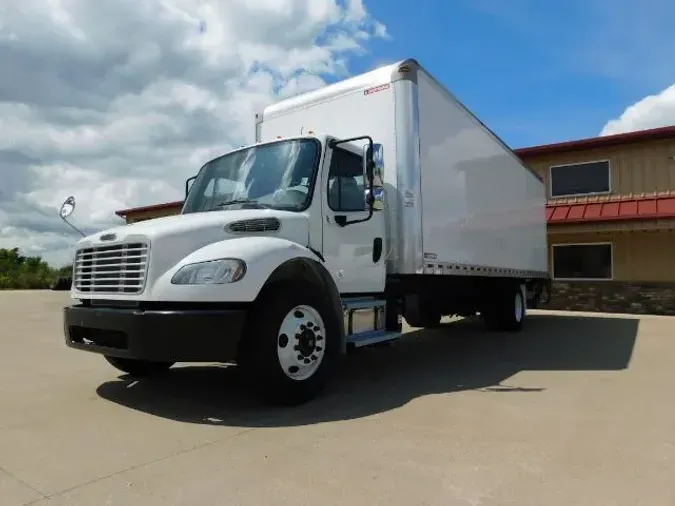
[255,60,548,280]
[62,59,550,405]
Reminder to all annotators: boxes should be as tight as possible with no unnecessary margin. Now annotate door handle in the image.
[373,237,383,263]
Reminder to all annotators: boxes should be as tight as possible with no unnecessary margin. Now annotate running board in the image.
[341,297,402,348]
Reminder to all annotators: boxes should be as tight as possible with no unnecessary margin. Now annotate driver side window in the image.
[327,147,366,212]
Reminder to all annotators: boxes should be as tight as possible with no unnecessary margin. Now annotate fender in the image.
[151,235,347,352]
[151,236,320,301]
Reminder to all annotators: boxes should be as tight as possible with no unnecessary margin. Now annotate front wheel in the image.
[240,282,340,406]
[104,356,174,376]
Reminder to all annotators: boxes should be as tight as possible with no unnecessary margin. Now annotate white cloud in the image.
[601,84,675,136]
[0,0,389,266]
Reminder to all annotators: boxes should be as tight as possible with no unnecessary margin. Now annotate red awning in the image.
[547,196,675,224]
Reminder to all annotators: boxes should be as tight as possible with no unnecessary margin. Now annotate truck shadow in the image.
[95,312,639,427]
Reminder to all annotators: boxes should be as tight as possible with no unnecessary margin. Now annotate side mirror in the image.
[58,196,86,237]
[363,143,384,211]
[362,145,375,182]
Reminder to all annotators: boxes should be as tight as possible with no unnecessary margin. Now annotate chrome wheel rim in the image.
[277,305,326,381]
[515,291,524,322]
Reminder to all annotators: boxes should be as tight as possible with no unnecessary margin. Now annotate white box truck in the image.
[63,59,550,405]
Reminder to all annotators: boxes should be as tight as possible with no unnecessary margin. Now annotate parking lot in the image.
[1,290,674,505]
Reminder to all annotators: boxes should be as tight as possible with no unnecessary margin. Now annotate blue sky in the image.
[348,0,675,149]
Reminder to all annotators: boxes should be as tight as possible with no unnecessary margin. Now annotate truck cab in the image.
[64,133,391,405]
[179,134,386,295]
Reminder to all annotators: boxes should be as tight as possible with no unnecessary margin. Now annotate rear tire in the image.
[482,283,525,332]
[104,356,174,376]
[403,295,442,328]
[240,282,341,406]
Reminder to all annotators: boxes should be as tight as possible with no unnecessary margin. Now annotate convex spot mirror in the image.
[60,196,76,218]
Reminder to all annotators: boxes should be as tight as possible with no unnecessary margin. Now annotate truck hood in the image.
[76,209,310,283]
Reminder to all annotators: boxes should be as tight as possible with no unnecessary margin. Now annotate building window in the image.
[549,160,610,198]
[552,243,612,280]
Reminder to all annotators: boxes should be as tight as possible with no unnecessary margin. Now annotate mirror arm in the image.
[328,136,375,227]
[185,175,197,199]
[60,214,86,237]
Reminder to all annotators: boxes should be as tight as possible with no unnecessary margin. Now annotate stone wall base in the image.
[545,281,675,315]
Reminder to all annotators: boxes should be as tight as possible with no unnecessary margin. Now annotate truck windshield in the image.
[182,138,321,214]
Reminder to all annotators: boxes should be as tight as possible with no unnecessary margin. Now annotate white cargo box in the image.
[256,59,548,280]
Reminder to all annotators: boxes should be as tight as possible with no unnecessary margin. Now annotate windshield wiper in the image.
[214,198,270,209]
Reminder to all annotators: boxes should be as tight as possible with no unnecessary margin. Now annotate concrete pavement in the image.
[1,290,673,505]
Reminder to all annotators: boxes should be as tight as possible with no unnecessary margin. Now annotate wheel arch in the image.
[258,257,347,354]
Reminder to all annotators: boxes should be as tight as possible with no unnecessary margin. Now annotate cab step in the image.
[347,330,402,348]
[342,297,402,348]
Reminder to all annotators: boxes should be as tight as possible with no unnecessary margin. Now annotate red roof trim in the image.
[515,125,675,158]
[115,200,184,217]
[546,196,675,225]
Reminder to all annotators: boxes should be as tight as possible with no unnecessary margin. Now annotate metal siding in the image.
[524,138,675,201]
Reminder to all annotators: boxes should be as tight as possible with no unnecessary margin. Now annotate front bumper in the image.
[64,304,247,362]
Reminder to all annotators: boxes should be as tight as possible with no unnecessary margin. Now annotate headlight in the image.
[171,259,246,285]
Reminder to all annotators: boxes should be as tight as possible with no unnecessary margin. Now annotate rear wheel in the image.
[482,283,525,332]
[104,356,174,376]
[403,295,442,328]
[240,282,340,406]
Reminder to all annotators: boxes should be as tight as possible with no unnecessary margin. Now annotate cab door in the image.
[321,144,386,294]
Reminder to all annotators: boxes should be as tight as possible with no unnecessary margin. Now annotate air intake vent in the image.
[227,218,281,233]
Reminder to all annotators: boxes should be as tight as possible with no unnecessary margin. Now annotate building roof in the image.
[515,125,675,158]
[115,125,675,218]
[546,195,675,224]
[115,200,183,217]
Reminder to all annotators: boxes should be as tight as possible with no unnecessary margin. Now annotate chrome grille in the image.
[74,242,149,294]
[227,218,281,233]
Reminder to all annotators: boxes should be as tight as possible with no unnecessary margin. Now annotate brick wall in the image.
[546,281,675,315]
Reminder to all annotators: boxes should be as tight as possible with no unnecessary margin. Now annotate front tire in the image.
[104,356,174,376]
[240,282,340,406]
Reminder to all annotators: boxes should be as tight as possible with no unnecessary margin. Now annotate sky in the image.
[2,0,675,266]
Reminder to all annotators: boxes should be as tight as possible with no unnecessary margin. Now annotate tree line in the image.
[0,248,72,290]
